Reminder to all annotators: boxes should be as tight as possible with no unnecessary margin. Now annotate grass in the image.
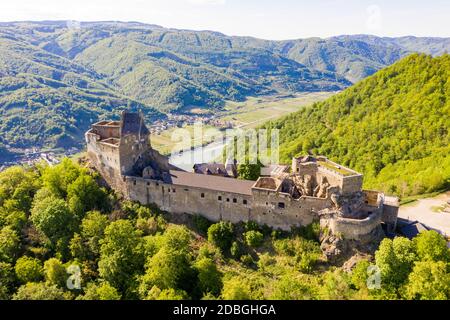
[400,189,449,206]
[220,92,335,129]
[317,160,355,176]
[151,124,222,155]
[431,205,446,213]
[151,92,336,155]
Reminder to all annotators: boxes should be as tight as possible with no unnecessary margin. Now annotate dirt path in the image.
[398,192,450,237]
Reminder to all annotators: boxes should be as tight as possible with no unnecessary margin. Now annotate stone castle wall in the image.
[341,175,364,195]
[86,132,125,192]
[123,175,333,231]
[323,209,383,240]
[85,113,398,238]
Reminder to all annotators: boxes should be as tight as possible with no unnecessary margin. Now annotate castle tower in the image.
[118,111,152,175]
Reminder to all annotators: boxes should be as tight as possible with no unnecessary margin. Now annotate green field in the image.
[151,92,336,154]
[151,124,219,155]
[220,92,335,129]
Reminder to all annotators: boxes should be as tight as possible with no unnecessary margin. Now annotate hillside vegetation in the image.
[264,54,450,197]
[0,160,449,300]
[1,21,449,151]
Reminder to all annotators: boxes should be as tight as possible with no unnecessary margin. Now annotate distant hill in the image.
[265,54,450,197]
[0,21,449,152]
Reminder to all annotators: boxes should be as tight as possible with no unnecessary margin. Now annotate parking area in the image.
[398,192,450,238]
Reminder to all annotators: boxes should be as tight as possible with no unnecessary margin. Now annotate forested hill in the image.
[264,54,450,197]
[1,21,450,152]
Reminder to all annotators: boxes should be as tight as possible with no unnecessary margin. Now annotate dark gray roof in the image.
[400,222,429,239]
[194,163,228,175]
[121,112,150,136]
[295,155,316,163]
[162,170,254,195]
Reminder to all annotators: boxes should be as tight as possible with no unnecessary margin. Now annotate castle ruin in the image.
[86,112,399,242]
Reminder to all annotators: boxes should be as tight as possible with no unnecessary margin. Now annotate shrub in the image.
[193,215,212,235]
[244,221,260,232]
[296,221,321,242]
[230,241,242,259]
[257,253,275,272]
[240,254,254,266]
[207,222,234,252]
[15,256,44,284]
[222,277,251,300]
[136,217,158,236]
[194,257,223,296]
[244,230,264,247]
[12,282,67,300]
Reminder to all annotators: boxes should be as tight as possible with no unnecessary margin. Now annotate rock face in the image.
[320,225,384,265]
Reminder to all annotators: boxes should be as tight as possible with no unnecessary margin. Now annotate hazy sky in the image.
[1,0,449,39]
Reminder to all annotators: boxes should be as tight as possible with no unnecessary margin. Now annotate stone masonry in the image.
[86,112,399,240]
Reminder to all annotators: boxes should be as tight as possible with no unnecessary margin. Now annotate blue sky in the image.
[1,0,449,39]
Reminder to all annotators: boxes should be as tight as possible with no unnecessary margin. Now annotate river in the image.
[168,138,231,171]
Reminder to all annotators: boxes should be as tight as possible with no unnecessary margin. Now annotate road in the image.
[398,191,450,237]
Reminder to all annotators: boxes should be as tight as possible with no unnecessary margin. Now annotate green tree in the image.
[207,222,234,252]
[139,246,194,297]
[237,163,262,181]
[67,174,107,219]
[98,220,143,296]
[145,286,188,300]
[375,237,417,288]
[160,224,192,252]
[221,277,251,300]
[404,261,450,300]
[81,211,109,257]
[41,158,84,199]
[0,262,15,295]
[30,197,76,244]
[194,257,222,296]
[12,282,67,300]
[414,230,450,262]
[244,230,264,247]
[0,166,40,213]
[15,256,44,284]
[0,226,20,263]
[43,258,67,288]
[77,282,121,300]
[351,260,371,290]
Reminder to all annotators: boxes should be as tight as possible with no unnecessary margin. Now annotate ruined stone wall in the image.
[324,209,382,240]
[86,132,125,192]
[296,162,318,177]
[123,176,333,231]
[341,175,363,195]
[119,134,152,175]
[381,196,399,234]
[92,124,120,139]
[316,166,344,189]
[363,190,380,206]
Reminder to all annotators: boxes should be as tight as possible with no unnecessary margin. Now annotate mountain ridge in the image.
[265,53,450,197]
[1,21,449,152]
